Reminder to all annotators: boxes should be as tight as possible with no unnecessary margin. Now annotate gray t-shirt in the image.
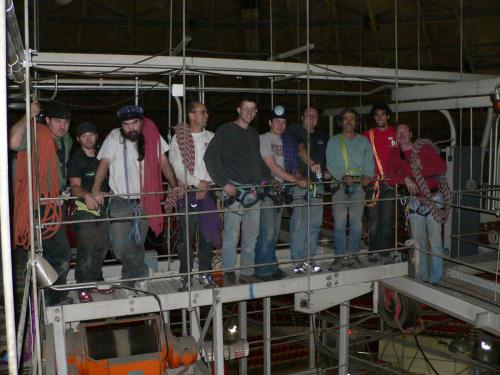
[260,132,284,181]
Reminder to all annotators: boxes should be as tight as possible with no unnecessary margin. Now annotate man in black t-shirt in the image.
[286,107,329,274]
[67,122,109,303]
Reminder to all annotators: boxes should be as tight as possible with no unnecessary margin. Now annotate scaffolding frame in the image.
[2,1,500,375]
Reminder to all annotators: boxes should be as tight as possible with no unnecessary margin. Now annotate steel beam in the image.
[391,77,500,102]
[46,262,408,324]
[31,52,489,84]
[383,277,500,336]
[295,282,372,314]
[324,96,492,116]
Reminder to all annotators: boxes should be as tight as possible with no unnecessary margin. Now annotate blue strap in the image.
[123,140,142,245]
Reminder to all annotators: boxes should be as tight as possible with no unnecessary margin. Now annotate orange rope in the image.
[13,123,62,249]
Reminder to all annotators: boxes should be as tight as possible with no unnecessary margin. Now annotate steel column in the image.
[309,314,316,369]
[190,307,201,342]
[1,1,18,373]
[263,297,271,375]
[52,312,68,375]
[338,302,350,375]
[213,297,224,375]
[239,301,248,375]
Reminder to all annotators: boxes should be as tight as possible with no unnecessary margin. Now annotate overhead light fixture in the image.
[270,43,315,61]
[473,333,498,364]
[490,84,500,114]
[171,35,192,56]
[224,317,239,344]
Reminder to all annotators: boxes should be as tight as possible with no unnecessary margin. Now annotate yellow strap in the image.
[339,135,362,176]
[75,200,101,217]
[368,129,384,177]
[340,134,349,173]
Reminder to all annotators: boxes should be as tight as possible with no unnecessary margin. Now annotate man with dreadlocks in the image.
[388,123,451,286]
[92,105,183,290]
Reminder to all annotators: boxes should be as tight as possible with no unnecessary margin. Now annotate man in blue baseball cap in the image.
[255,105,307,280]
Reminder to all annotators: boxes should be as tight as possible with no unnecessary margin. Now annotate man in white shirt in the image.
[92,105,181,287]
[169,101,219,290]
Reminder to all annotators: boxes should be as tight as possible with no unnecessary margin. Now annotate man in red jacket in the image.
[388,123,449,286]
[363,103,398,264]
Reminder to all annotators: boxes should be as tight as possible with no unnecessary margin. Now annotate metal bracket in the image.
[294,282,372,314]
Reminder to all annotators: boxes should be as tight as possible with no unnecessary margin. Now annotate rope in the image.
[409,139,451,224]
[13,124,62,248]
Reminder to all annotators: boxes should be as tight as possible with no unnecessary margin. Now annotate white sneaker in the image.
[135,279,149,291]
[304,261,322,273]
[293,263,305,274]
[199,274,216,289]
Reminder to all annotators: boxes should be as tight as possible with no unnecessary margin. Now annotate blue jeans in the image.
[255,197,282,277]
[222,200,260,276]
[72,209,109,283]
[108,197,149,281]
[366,183,396,257]
[177,203,214,275]
[290,186,324,261]
[408,207,443,284]
[332,183,365,255]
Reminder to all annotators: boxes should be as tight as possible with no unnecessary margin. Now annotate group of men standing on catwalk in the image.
[9,96,449,305]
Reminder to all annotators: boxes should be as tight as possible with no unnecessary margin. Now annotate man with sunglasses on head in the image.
[204,95,271,284]
[169,101,220,291]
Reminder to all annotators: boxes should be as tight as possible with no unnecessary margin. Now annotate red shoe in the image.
[78,290,93,303]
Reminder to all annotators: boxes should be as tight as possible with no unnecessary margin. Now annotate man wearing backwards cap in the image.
[10,101,74,306]
[92,105,182,289]
[67,122,109,303]
[255,105,308,281]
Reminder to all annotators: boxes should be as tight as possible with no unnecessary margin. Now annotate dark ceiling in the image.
[9,0,500,141]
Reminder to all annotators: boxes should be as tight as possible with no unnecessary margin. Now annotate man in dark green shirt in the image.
[10,101,73,306]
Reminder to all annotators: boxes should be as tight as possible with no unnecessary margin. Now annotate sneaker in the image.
[199,274,216,289]
[238,274,259,284]
[329,259,347,272]
[78,290,93,303]
[293,263,305,274]
[179,276,193,292]
[223,272,237,285]
[135,279,150,292]
[303,261,322,273]
[118,288,137,298]
[272,268,287,279]
[351,256,363,267]
[368,253,381,264]
[92,283,114,294]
